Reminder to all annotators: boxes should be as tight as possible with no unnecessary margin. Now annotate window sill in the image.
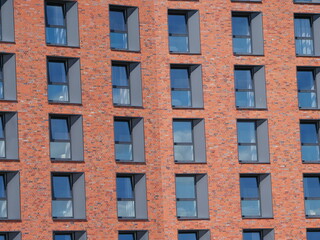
[296,54,320,58]
[0,159,19,162]
[118,218,148,221]
[48,101,82,106]
[231,0,262,2]
[242,216,273,219]
[236,107,267,110]
[51,159,84,163]
[113,105,144,109]
[46,43,80,49]
[52,218,87,222]
[239,161,270,164]
[175,161,206,164]
[177,217,210,220]
[0,41,15,44]
[169,51,201,55]
[234,53,264,57]
[173,106,204,110]
[116,160,146,164]
[0,219,21,222]
[111,48,141,53]
[0,99,18,103]
[299,107,320,110]
[302,161,320,164]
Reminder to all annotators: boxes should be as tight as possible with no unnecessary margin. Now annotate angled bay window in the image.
[240,174,273,218]
[304,175,320,217]
[49,115,83,161]
[170,64,203,108]
[112,61,142,107]
[175,174,209,219]
[168,10,200,54]
[243,229,274,240]
[178,230,210,240]
[235,66,266,109]
[232,12,264,55]
[300,121,320,162]
[45,1,79,47]
[0,54,16,101]
[0,112,18,160]
[116,174,147,219]
[0,0,14,42]
[109,5,140,51]
[297,68,320,109]
[0,232,21,240]
[118,231,148,240]
[51,173,85,219]
[53,231,86,240]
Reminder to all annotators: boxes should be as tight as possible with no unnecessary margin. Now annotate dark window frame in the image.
[295,16,315,56]
[304,175,320,217]
[0,115,6,159]
[235,68,255,108]
[232,14,253,54]
[53,232,74,240]
[114,119,133,162]
[0,174,7,219]
[116,175,136,218]
[237,120,259,162]
[300,121,320,163]
[178,230,199,239]
[297,67,319,109]
[112,63,131,106]
[168,12,190,53]
[118,231,136,240]
[109,8,128,50]
[170,66,192,108]
[243,230,262,240]
[0,56,3,99]
[307,228,320,239]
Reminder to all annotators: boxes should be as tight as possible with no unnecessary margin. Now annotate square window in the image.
[243,229,274,240]
[173,119,206,163]
[304,175,320,217]
[47,57,81,104]
[116,174,147,219]
[0,0,14,42]
[170,64,203,108]
[232,12,264,55]
[300,121,320,162]
[178,230,210,240]
[45,1,79,47]
[112,61,142,107]
[114,117,145,162]
[297,68,320,109]
[240,174,273,218]
[0,232,21,240]
[0,54,17,101]
[49,115,83,161]
[235,66,267,109]
[53,231,86,240]
[109,5,140,51]
[118,231,148,240]
[237,120,269,163]
[0,112,18,160]
[307,229,320,240]
[175,174,209,219]
[51,173,85,219]
[168,10,200,54]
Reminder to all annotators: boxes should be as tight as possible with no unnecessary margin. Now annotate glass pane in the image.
[243,232,261,240]
[169,36,189,52]
[304,177,320,197]
[301,123,318,143]
[0,235,5,240]
[235,70,253,89]
[0,175,5,198]
[115,143,133,161]
[117,177,134,198]
[295,18,312,37]
[46,27,67,45]
[0,81,4,99]
[50,118,70,140]
[240,177,259,198]
[119,233,135,240]
[178,233,197,240]
[302,146,320,162]
[48,85,69,102]
[241,199,261,216]
[54,234,73,240]
[0,141,5,158]
[117,200,135,217]
[52,200,73,218]
[171,68,190,88]
[173,121,193,143]
[298,71,315,90]
[50,142,71,159]
[299,92,317,108]
[0,117,4,138]
[239,145,258,161]
[176,176,195,198]
[168,14,187,34]
[174,145,194,161]
[113,88,130,105]
[0,200,7,218]
[236,92,255,108]
[177,200,197,217]
[48,62,67,83]
[110,32,128,49]
[112,65,129,86]
[110,10,126,31]
[52,176,72,198]
[233,37,252,54]
[46,5,64,26]
[306,199,320,216]
[172,91,191,107]
[232,16,250,36]
[237,121,256,143]
[296,39,314,55]
[307,231,320,240]
[114,121,131,142]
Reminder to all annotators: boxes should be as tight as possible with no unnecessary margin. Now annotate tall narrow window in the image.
[117,176,135,218]
[295,17,314,55]
[237,121,258,162]
[50,117,71,160]
[297,70,318,108]
[52,175,73,218]
[176,176,197,218]
[235,69,255,108]
[243,229,274,240]
[45,3,67,45]
[112,64,130,105]
[232,15,252,54]
[173,120,194,162]
[0,175,7,218]
[240,176,261,217]
[0,56,4,99]
[168,13,189,52]
[110,9,128,50]
[114,120,133,161]
[304,176,320,217]
[48,60,69,102]
[0,115,5,158]
[171,67,191,107]
[300,121,320,162]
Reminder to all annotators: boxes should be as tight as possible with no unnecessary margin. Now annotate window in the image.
[304,175,320,217]
[232,12,264,55]
[300,121,320,162]
[307,229,320,240]
[168,10,200,54]
[116,174,147,219]
[170,64,203,108]
[297,68,320,109]
[295,14,320,56]
[178,230,210,240]
[45,1,79,47]
[112,61,142,107]
[109,5,140,51]
[53,231,86,240]
[0,112,18,160]
[51,173,85,219]
[114,117,145,162]
[0,0,14,42]
[0,54,16,101]
[47,57,81,104]
[234,66,267,109]
[118,231,148,240]
[173,119,206,163]
[295,0,320,2]
[240,174,273,218]
[0,172,20,220]
[243,229,274,240]
[237,120,269,163]
[175,174,209,219]
[0,232,21,240]
[49,115,83,161]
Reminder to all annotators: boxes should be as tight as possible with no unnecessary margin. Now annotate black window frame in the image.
[240,176,262,218]
[168,12,190,53]
[109,7,128,50]
[232,14,253,54]
[118,231,136,240]
[307,228,320,239]
[297,67,319,109]
[300,121,320,163]
[170,66,192,108]
[235,68,255,108]
[0,115,6,159]
[0,56,3,99]
[114,119,133,162]
[295,16,315,56]
[0,174,7,219]
[304,175,320,218]
[237,120,258,162]
[53,232,74,240]
[112,63,131,106]
[178,231,198,240]
[116,175,136,219]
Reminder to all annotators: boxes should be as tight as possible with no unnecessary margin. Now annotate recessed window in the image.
[243,229,274,240]
[109,5,140,51]
[118,231,148,240]
[0,0,14,42]
[232,12,264,55]
[297,68,320,109]
[300,121,320,162]
[0,112,18,160]
[168,10,200,54]
[0,54,17,101]
[304,175,320,217]
[178,230,210,240]
[0,232,21,240]
[307,229,320,240]
[53,231,86,240]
